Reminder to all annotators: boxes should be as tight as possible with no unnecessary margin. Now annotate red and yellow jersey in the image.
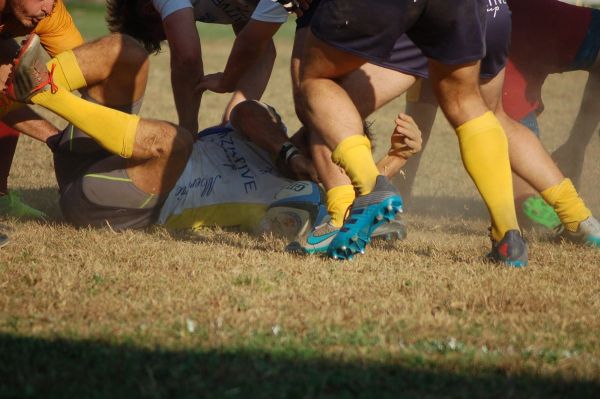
[33,0,84,56]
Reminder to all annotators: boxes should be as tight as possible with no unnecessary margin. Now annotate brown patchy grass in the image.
[1,31,600,397]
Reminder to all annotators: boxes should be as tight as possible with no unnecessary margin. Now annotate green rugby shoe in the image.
[0,191,47,220]
[522,195,560,229]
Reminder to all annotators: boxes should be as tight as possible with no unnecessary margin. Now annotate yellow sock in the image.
[327,185,356,227]
[331,135,379,195]
[541,178,591,232]
[456,111,519,241]
[31,85,139,158]
[47,51,87,92]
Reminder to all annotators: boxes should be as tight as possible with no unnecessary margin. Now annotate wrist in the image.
[278,142,301,166]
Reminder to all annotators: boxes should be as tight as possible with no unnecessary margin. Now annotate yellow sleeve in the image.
[33,0,84,57]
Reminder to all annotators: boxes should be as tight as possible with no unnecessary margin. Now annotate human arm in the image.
[272,0,312,17]
[230,100,318,181]
[2,106,60,143]
[377,113,423,179]
[197,19,280,94]
[163,8,203,134]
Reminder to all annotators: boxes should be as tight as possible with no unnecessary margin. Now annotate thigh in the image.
[309,0,424,64]
[59,155,162,230]
[408,0,486,65]
[341,63,416,118]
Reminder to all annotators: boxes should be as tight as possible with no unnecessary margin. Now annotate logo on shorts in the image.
[487,0,507,18]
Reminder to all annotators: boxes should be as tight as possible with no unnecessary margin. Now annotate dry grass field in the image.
[1,8,600,398]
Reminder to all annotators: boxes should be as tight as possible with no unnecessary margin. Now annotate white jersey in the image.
[158,126,292,231]
[151,0,288,25]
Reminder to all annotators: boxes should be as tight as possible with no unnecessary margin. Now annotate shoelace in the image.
[30,63,58,95]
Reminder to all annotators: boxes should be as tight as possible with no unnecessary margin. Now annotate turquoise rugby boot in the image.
[328,175,402,260]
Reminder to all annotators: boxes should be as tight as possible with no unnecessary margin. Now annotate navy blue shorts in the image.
[376,2,511,79]
[310,0,486,67]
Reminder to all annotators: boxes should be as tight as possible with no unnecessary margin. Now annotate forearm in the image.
[222,42,276,122]
[172,66,202,134]
[2,106,60,142]
[377,155,408,179]
[220,37,272,92]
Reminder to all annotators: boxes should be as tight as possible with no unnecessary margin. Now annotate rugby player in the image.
[2,34,417,237]
[504,0,600,226]
[362,1,600,247]
[106,0,297,134]
[296,0,526,265]
[0,0,83,219]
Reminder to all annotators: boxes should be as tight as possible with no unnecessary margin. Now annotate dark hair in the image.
[106,0,165,54]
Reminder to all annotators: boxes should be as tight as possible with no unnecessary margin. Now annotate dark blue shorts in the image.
[572,9,600,70]
[373,1,511,79]
[310,0,486,67]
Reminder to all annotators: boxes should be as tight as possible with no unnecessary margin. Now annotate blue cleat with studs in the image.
[327,175,403,260]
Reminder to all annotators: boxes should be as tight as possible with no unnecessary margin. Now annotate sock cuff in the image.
[331,135,371,165]
[456,111,501,140]
[120,114,140,158]
[540,178,574,204]
[51,50,87,92]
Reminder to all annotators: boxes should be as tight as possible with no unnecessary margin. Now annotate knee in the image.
[102,33,148,71]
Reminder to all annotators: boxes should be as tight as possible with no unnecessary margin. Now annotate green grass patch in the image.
[1,333,599,398]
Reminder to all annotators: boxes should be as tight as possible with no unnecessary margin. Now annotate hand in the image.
[196,73,231,94]
[272,0,311,16]
[288,154,319,183]
[387,113,422,159]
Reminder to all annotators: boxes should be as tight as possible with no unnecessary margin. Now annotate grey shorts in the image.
[49,100,163,231]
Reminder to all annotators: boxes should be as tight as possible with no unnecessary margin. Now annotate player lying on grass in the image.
[399,0,600,232]
[0,0,84,220]
[1,33,418,239]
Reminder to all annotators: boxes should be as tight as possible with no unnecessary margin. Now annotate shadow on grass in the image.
[1,333,598,398]
[407,195,488,221]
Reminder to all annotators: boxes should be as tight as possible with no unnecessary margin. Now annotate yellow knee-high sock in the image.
[541,178,591,232]
[31,86,139,158]
[331,135,379,195]
[456,111,519,241]
[327,185,356,227]
[47,50,87,92]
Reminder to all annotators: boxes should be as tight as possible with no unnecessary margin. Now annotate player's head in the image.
[5,0,54,29]
[106,0,165,54]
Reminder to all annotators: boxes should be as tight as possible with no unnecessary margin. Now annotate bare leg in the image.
[429,59,520,242]
[72,35,193,195]
[552,69,600,189]
[479,69,564,193]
